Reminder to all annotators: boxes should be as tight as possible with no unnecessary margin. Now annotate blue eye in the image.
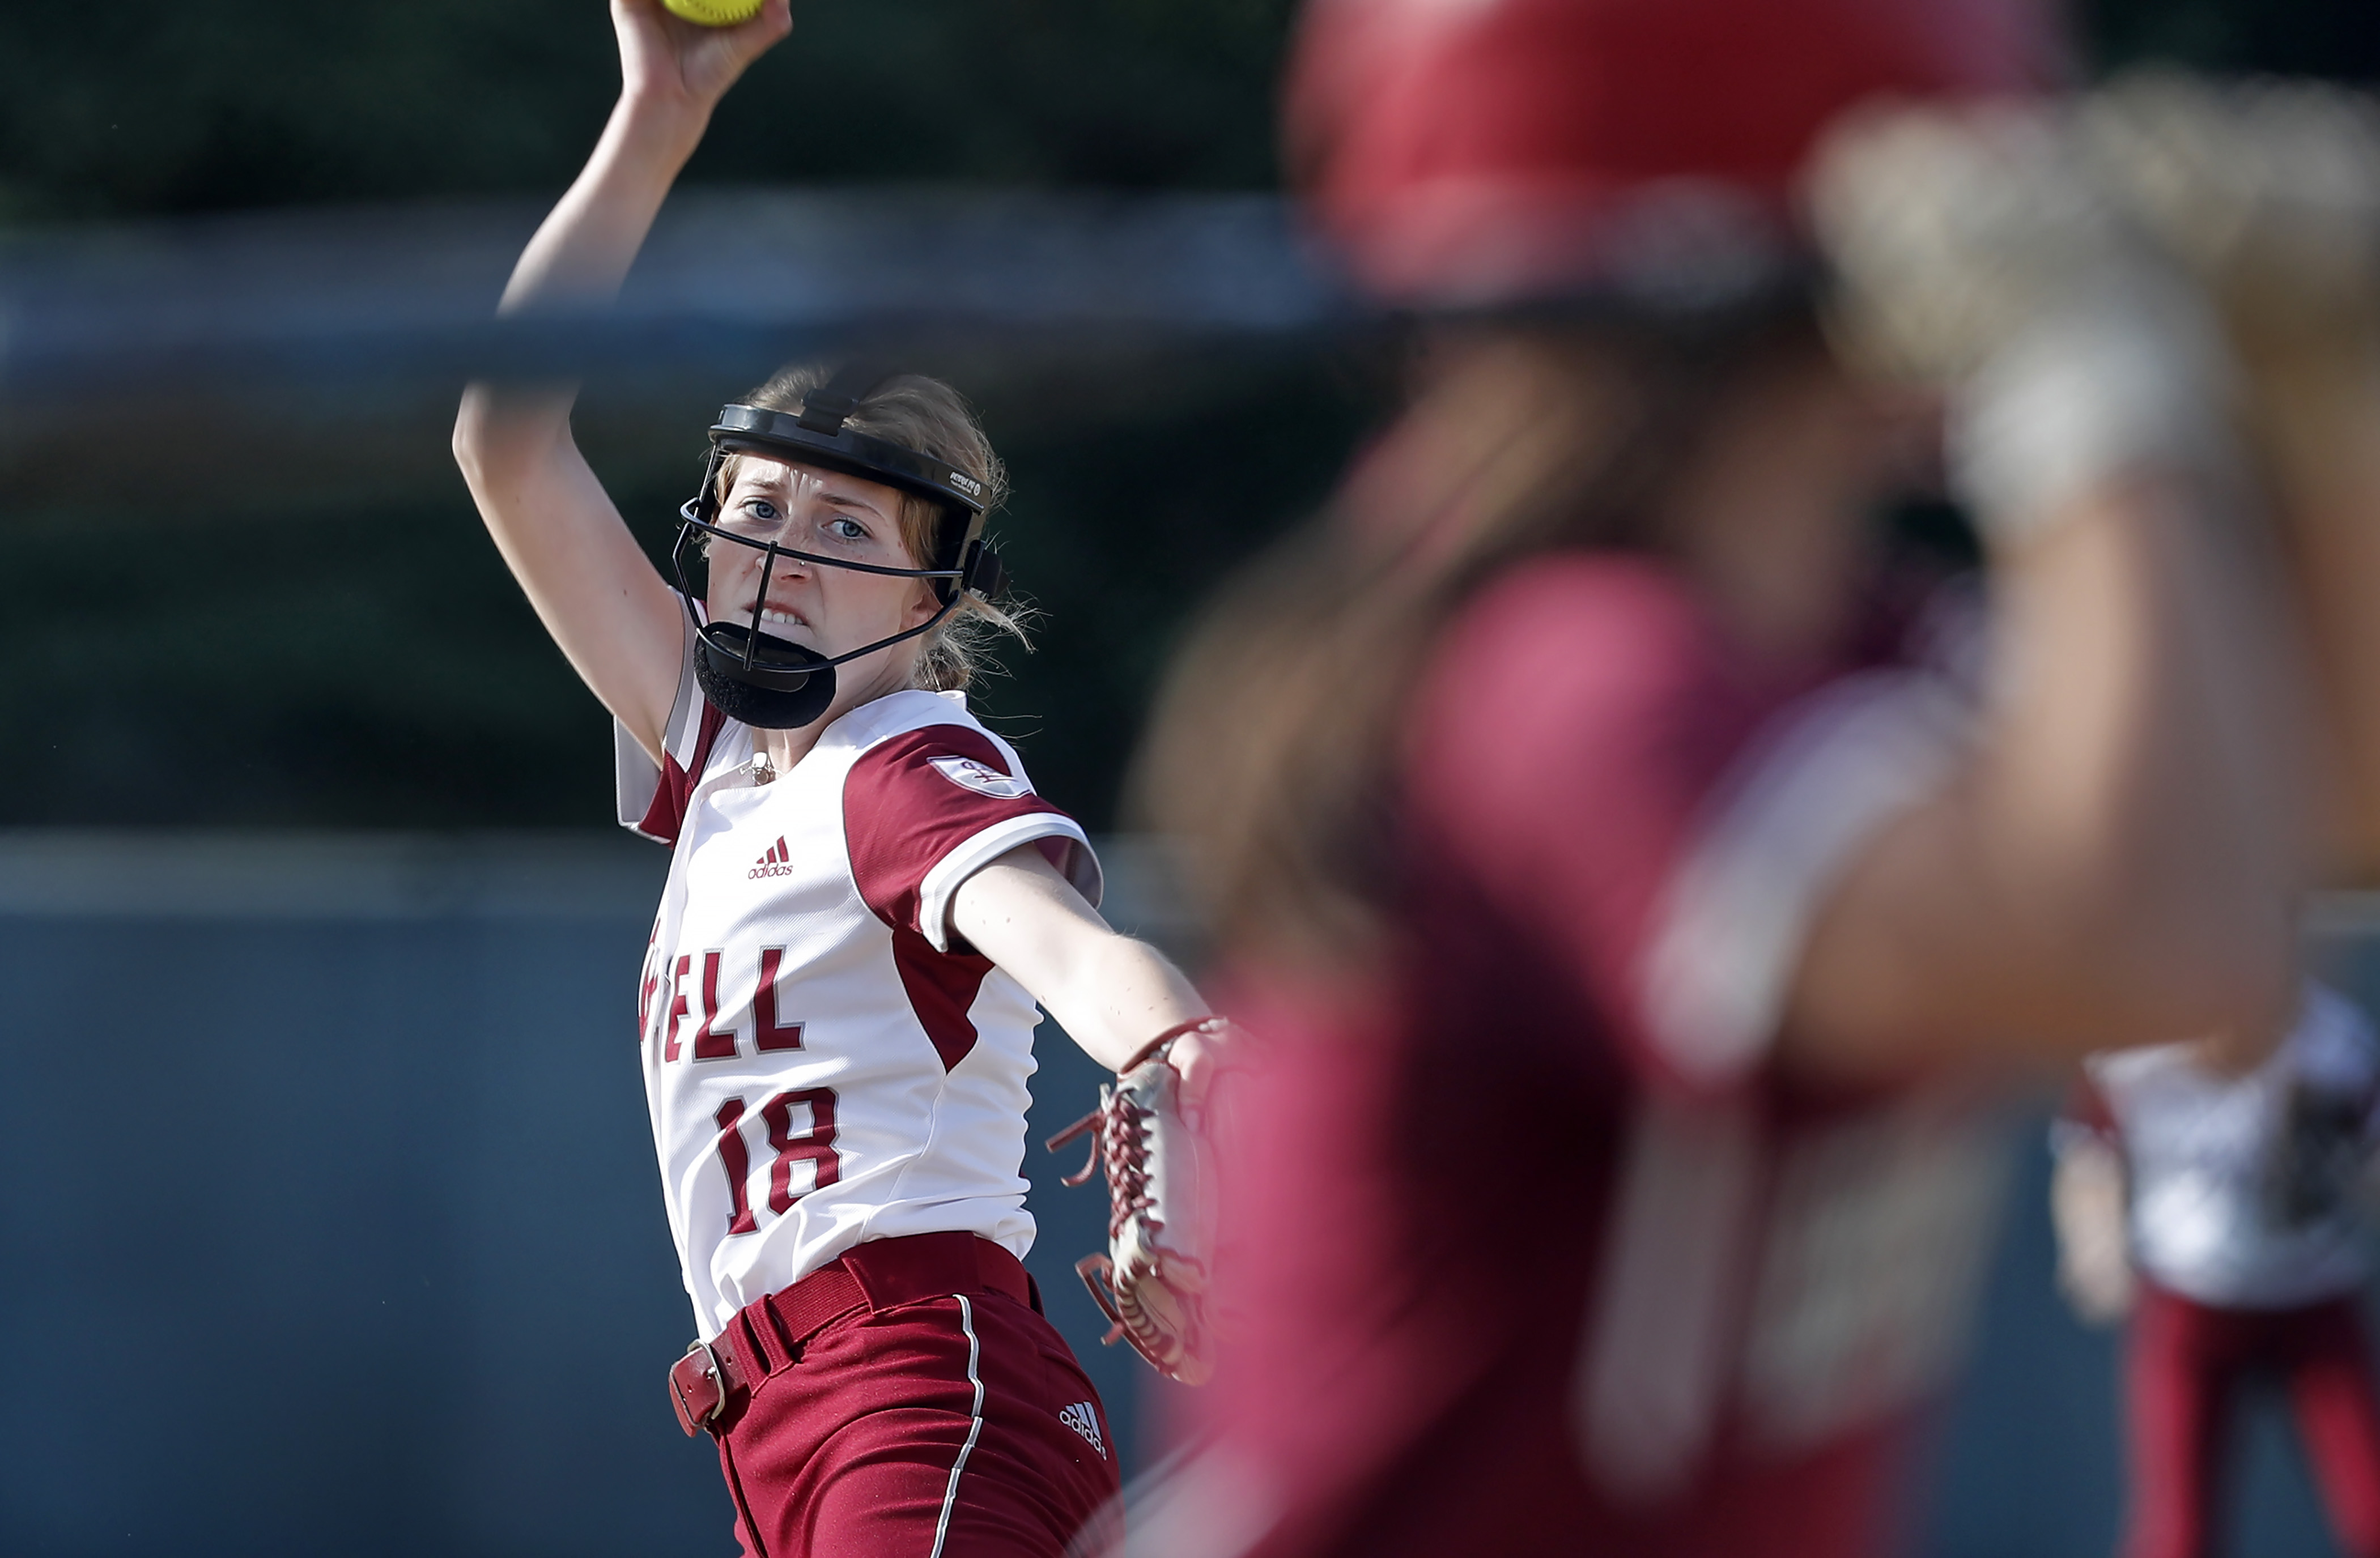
[746,500,778,521]
[828,516,867,540]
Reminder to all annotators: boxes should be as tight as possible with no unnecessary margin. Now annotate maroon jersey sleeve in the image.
[617,608,730,847]
[844,725,1100,952]
[1406,556,1965,1092]
[622,701,729,846]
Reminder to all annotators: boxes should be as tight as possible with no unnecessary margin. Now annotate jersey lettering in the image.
[762,1088,842,1212]
[715,1097,759,1236]
[694,950,739,1061]
[754,947,805,1052]
[639,963,662,1049]
[712,1087,843,1234]
[650,946,808,1063]
[664,955,692,1063]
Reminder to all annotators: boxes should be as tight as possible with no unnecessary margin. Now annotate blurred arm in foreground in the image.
[1789,104,2309,1078]
[2081,76,2380,885]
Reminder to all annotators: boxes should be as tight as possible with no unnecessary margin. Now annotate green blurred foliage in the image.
[0,0,1294,221]
[0,367,1366,828]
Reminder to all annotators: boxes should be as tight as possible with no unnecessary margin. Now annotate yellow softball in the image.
[662,0,764,25]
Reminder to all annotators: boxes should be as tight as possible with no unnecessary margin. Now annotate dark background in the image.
[0,0,1352,836]
[1,0,2373,836]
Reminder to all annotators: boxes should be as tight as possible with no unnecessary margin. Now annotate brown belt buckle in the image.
[669,1338,729,1437]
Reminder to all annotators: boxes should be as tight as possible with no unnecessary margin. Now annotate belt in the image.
[669,1231,1036,1438]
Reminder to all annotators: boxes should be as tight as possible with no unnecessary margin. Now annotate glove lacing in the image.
[1053,1087,1161,1244]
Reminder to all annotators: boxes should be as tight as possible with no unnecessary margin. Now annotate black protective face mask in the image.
[672,512,974,730]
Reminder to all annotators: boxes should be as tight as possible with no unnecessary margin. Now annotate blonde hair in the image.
[725,364,1028,691]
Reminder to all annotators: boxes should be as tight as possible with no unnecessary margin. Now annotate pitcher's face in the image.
[707,457,938,666]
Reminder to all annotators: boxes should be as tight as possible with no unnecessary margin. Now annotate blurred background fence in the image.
[4,836,2380,1557]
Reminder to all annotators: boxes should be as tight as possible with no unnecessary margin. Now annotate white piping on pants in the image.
[928,1293,987,1558]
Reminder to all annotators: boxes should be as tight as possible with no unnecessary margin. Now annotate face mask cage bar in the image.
[668,364,1009,728]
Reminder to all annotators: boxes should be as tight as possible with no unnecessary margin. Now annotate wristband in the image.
[1119,1016,1227,1075]
[1950,279,2239,540]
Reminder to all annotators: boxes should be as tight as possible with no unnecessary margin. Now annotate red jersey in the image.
[1172,555,2001,1558]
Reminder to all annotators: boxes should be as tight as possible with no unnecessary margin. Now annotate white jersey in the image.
[617,648,1099,1339]
[2072,984,2380,1310]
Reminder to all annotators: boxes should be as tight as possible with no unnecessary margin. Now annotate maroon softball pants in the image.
[708,1236,1122,1558]
[2121,1284,2380,1558]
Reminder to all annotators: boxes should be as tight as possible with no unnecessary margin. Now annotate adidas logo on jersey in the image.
[1057,1401,1106,1458]
[749,837,796,880]
[928,754,1033,801]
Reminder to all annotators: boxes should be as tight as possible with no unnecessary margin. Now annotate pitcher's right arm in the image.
[452,0,792,761]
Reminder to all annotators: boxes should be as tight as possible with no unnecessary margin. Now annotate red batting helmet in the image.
[1286,0,2062,307]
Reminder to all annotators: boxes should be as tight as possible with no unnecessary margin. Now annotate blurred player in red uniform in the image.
[1124,1,2338,1555]
[2055,984,2380,1558]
